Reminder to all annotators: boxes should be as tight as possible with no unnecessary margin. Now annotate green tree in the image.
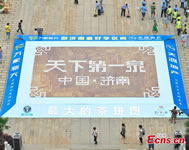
[185,120,189,134]
[0,118,9,136]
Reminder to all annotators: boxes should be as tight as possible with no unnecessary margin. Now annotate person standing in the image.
[121,3,128,17]
[184,0,188,15]
[185,8,189,22]
[164,16,168,30]
[172,10,178,23]
[17,20,24,34]
[151,2,156,19]
[181,32,188,48]
[0,47,2,64]
[161,2,167,18]
[139,125,145,144]
[140,4,147,20]
[170,106,178,124]
[152,20,158,34]
[96,1,101,16]
[176,19,182,36]
[5,23,10,40]
[120,123,126,138]
[167,6,172,20]
[148,136,155,150]
[92,127,98,144]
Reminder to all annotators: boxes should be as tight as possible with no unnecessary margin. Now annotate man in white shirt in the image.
[92,127,98,144]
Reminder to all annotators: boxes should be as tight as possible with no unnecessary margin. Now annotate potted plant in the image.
[185,120,189,149]
[0,118,13,149]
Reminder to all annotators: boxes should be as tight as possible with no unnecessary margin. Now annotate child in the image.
[120,123,126,138]
[183,24,188,34]
[127,10,131,18]
[164,16,168,30]
[152,20,158,34]
[181,32,188,48]
[101,6,104,14]
[140,4,147,20]
[94,9,98,17]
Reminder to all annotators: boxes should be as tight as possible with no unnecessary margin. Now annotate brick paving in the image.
[0,0,22,106]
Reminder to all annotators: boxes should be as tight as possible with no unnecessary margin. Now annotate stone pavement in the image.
[0,0,188,149]
[0,0,22,106]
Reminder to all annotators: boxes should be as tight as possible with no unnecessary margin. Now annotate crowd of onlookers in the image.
[0,0,188,64]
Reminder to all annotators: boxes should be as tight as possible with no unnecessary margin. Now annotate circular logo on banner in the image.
[23,106,32,113]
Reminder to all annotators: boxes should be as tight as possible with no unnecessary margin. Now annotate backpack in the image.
[142,128,145,135]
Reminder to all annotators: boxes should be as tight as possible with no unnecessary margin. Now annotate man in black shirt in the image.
[17,20,24,34]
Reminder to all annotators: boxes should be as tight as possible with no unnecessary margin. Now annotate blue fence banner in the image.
[0,39,25,116]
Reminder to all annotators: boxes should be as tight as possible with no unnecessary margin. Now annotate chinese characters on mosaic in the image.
[43,60,146,86]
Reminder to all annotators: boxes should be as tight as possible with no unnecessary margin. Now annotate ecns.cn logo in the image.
[23,106,32,113]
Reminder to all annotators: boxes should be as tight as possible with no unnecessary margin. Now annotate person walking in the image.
[151,2,156,19]
[17,20,24,34]
[120,123,126,138]
[172,10,178,23]
[170,106,178,124]
[0,47,2,64]
[96,1,101,16]
[152,20,158,34]
[181,32,188,48]
[164,16,168,30]
[167,6,172,20]
[161,2,167,18]
[5,23,10,40]
[139,125,145,144]
[140,3,147,20]
[92,127,98,144]
[121,3,128,17]
[176,19,182,36]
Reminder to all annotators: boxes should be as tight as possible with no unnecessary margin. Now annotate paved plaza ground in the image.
[0,0,189,149]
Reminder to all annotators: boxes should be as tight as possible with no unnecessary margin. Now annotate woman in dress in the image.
[152,20,158,34]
